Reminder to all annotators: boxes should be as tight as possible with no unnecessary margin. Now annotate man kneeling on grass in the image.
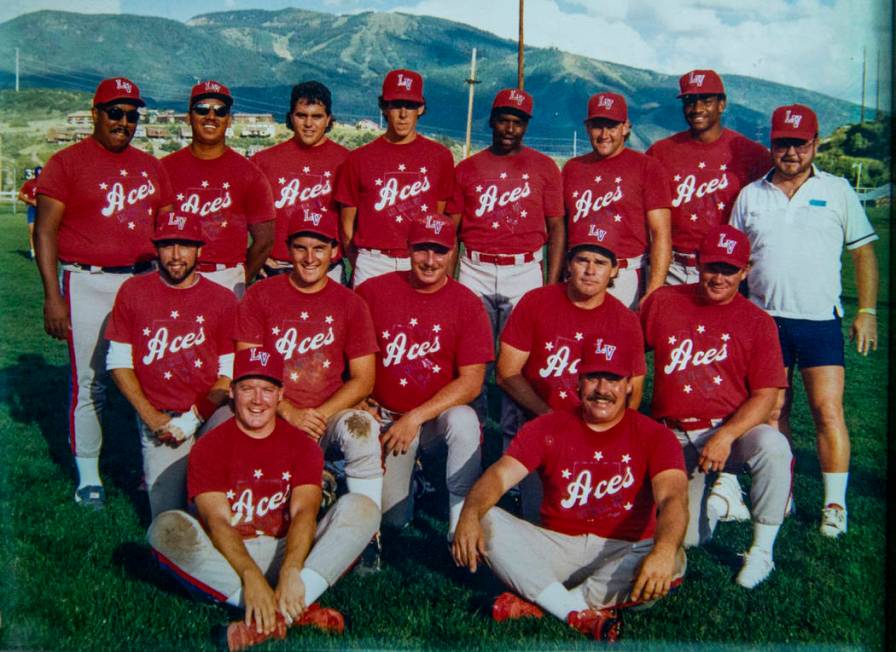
[147,347,379,651]
[452,332,688,641]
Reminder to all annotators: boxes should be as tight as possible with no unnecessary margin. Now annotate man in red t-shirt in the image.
[355,215,493,537]
[335,69,455,287]
[162,80,275,296]
[252,81,349,284]
[646,70,769,285]
[562,92,672,309]
[498,231,645,520]
[453,332,687,642]
[148,347,379,651]
[35,77,175,508]
[236,209,383,511]
[641,225,792,589]
[105,212,236,518]
[17,165,41,259]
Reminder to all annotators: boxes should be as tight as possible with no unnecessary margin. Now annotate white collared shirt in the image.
[730,165,877,320]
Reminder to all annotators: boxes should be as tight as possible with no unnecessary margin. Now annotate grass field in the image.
[0,204,889,651]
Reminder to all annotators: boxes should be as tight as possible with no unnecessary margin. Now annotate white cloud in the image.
[0,0,121,24]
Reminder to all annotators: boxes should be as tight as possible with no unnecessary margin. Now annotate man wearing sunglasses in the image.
[162,81,275,297]
[334,68,455,287]
[731,104,879,540]
[35,76,175,509]
[641,225,792,589]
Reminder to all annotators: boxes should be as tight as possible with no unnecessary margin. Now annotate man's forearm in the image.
[714,388,778,443]
[545,217,565,284]
[652,492,687,554]
[206,516,267,582]
[405,372,483,425]
[852,243,879,310]
[278,508,317,576]
[245,223,275,282]
[497,373,551,417]
[646,239,671,293]
[317,376,372,420]
[34,221,62,300]
[110,367,167,428]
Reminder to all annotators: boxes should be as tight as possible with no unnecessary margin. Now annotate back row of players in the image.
[32,68,878,645]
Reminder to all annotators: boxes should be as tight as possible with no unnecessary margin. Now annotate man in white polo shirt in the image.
[730,103,879,539]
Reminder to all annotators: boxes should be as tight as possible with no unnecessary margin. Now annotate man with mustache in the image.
[35,77,174,508]
[162,80,275,296]
[105,212,237,518]
[640,225,792,588]
[453,332,687,641]
[731,104,880,539]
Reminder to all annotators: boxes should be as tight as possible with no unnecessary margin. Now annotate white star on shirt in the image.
[271,326,280,335]
[674,174,681,182]
[398,163,406,171]
[520,210,528,218]
[559,390,568,399]
[720,164,728,171]
[684,384,693,394]
[594,451,603,461]
[395,215,403,223]
[432,324,441,333]
[201,180,209,188]
[544,341,554,351]
[668,336,677,345]
[290,371,299,382]
[697,325,705,334]
[278,177,286,184]
[500,172,508,179]
[302,166,310,173]
[254,469,263,479]
[99,182,108,190]
[226,490,235,499]
[717,202,726,210]
[690,213,698,222]
[522,173,529,180]
[141,171,148,178]
[222,182,230,189]
[622,454,631,463]
[432,365,441,373]
[194,359,203,368]
[325,315,334,324]
[375,178,383,186]
[147,208,152,215]
[410,318,418,326]
[164,371,172,380]
[196,315,205,324]
[594,176,602,183]
[399,378,408,387]
[491,221,500,229]
[381,330,391,340]
[420,166,428,174]
[421,204,428,212]
[176,193,184,201]
[322,359,331,369]
[143,327,150,336]
[721,333,730,341]
[698,162,706,169]
[127,222,135,230]
[282,471,291,481]
[324,171,331,178]
[613,214,622,222]
[475,185,483,193]
[170,310,179,319]
[220,221,228,228]
[614,176,622,184]
[574,332,583,341]
[562,468,571,479]
[572,191,579,198]
[624,502,633,511]
[300,311,309,320]
[713,375,723,385]
[120,169,128,177]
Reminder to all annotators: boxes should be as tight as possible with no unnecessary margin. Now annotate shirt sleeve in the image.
[153,159,176,208]
[187,429,228,501]
[445,164,465,215]
[291,433,325,488]
[216,291,239,354]
[245,164,276,225]
[35,151,70,204]
[505,416,549,472]
[746,311,788,390]
[234,284,266,344]
[625,309,647,376]
[333,151,360,208]
[642,155,673,211]
[840,178,878,250]
[456,291,495,366]
[436,145,456,201]
[345,294,379,359]
[499,290,535,352]
[541,157,565,218]
[729,189,748,231]
[104,283,134,343]
[646,419,686,478]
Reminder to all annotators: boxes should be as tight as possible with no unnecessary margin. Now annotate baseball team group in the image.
[24,65,879,648]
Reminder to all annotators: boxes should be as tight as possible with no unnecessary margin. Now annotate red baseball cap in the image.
[233,347,284,386]
[698,225,750,268]
[677,69,725,98]
[152,211,205,245]
[586,92,627,123]
[407,215,456,249]
[566,228,618,265]
[579,333,637,377]
[190,80,233,107]
[382,69,424,104]
[770,104,819,142]
[287,208,339,242]
[492,88,533,118]
[93,77,144,107]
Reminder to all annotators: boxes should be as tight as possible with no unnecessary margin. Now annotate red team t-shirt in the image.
[105,274,237,413]
[500,284,646,412]
[333,135,455,251]
[646,129,769,253]
[508,409,684,540]
[19,179,37,202]
[162,147,275,265]
[562,148,671,260]
[640,285,787,420]
[236,276,378,408]
[37,138,174,266]
[251,138,349,262]
[188,417,324,539]
[448,147,564,254]
[356,272,494,414]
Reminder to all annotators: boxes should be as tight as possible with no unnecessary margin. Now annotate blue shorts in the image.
[773,316,844,369]
[27,206,36,225]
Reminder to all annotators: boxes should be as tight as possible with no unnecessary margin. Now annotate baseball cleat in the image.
[567,608,622,642]
[707,473,751,522]
[223,605,344,651]
[735,546,775,589]
[74,485,106,510]
[819,504,847,538]
[293,603,345,633]
[492,592,544,622]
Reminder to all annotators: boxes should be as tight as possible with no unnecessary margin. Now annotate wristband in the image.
[194,395,218,422]
[858,307,877,316]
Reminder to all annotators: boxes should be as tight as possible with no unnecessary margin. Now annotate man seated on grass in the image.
[147,347,379,652]
[452,332,688,642]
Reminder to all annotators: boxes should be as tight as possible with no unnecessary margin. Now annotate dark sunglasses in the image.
[192,103,231,117]
[100,106,140,123]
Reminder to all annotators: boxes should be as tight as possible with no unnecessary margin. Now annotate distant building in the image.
[355,119,380,131]
[145,126,169,139]
[232,113,275,125]
[66,111,92,126]
[240,124,275,138]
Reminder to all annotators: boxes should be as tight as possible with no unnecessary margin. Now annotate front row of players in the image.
[108,206,793,647]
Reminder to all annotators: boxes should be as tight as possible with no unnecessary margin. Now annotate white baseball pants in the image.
[351,249,410,288]
[200,263,246,298]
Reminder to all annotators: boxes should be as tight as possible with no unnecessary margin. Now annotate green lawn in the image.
[0,205,889,651]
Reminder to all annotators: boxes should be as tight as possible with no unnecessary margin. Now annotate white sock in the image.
[751,522,780,557]
[534,582,589,621]
[300,567,329,606]
[447,493,465,540]
[346,476,383,510]
[822,472,849,509]
[75,456,102,488]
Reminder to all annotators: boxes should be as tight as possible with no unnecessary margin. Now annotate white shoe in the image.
[736,546,775,589]
[707,473,751,522]
[819,504,847,538]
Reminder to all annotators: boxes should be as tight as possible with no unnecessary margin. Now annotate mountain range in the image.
[0,8,863,152]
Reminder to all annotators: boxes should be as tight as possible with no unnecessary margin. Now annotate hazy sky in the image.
[4,0,892,106]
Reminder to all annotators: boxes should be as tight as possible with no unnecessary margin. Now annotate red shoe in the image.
[294,603,345,634]
[567,608,623,642]
[492,592,544,622]
[224,614,288,652]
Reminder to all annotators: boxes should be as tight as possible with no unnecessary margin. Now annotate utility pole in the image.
[860,46,866,124]
[572,131,577,158]
[875,49,880,120]
[517,0,525,90]
[15,48,19,92]
[463,48,480,159]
